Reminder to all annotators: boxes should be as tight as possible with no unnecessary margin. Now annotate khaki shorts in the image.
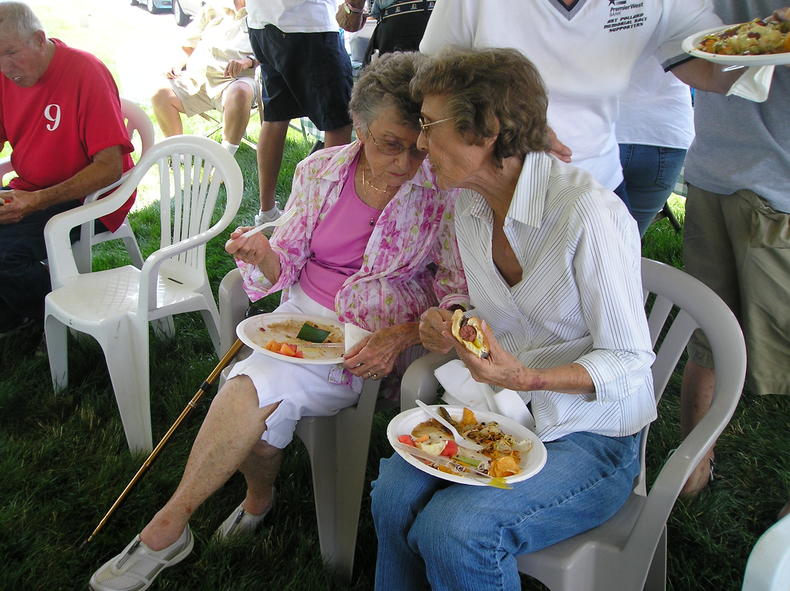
[170,75,257,118]
[684,185,790,395]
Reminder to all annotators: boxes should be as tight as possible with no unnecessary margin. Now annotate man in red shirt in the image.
[0,1,134,336]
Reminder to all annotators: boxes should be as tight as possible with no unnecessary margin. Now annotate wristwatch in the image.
[343,1,364,14]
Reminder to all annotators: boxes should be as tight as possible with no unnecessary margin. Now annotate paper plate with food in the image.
[682,18,790,66]
[236,313,345,365]
[387,405,547,489]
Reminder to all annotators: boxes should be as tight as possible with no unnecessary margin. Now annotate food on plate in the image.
[697,18,790,55]
[263,340,304,358]
[296,322,332,343]
[251,318,343,360]
[450,309,490,359]
[400,407,530,479]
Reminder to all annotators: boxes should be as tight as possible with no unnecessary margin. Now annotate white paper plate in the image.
[682,25,790,66]
[387,405,547,486]
[236,313,345,365]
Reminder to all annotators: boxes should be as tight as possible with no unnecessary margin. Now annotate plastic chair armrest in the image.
[44,175,140,287]
[399,350,457,412]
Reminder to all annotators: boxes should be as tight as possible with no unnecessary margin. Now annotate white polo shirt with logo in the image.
[420,0,721,190]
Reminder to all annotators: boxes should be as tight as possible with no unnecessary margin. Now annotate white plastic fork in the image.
[415,400,484,451]
[241,207,298,239]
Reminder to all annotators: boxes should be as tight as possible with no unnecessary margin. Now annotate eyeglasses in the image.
[366,127,426,157]
[418,115,456,136]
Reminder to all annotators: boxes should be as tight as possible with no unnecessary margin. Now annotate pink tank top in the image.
[299,154,383,310]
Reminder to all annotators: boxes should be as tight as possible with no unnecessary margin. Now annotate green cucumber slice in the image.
[296,322,332,343]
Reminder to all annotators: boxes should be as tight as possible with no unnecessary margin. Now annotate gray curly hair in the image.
[349,52,427,132]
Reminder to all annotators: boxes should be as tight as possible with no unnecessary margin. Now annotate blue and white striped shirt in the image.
[454,152,656,441]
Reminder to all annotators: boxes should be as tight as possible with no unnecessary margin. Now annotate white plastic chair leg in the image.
[151,316,175,341]
[98,319,153,452]
[119,225,144,269]
[645,526,668,591]
[296,379,380,581]
[44,313,69,392]
[198,304,222,357]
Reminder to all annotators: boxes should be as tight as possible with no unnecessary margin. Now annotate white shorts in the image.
[226,285,361,449]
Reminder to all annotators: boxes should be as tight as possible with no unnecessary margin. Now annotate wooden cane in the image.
[82,338,245,546]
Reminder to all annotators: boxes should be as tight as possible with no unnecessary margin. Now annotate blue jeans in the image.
[0,199,80,326]
[619,144,687,236]
[371,431,641,591]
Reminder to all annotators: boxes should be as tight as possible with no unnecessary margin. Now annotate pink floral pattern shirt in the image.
[237,141,469,332]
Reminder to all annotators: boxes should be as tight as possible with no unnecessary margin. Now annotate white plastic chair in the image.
[742,513,790,591]
[43,135,243,453]
[400,257,747,591]
[218,268,380,581]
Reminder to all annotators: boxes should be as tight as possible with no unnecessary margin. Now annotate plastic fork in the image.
[241,207,298,239]
[415,400,484,451]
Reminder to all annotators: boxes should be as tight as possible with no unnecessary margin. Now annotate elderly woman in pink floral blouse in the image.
[90,52,467,591]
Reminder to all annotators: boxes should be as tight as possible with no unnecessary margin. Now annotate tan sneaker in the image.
[89,526,193,591]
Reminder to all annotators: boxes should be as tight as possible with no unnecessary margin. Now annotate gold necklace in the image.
[361,165,391,195]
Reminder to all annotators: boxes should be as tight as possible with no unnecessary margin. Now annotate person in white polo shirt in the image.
[419,0,750,217]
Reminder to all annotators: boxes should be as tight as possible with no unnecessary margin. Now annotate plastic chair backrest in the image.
[120,98,155,158]
[45,135,243,292]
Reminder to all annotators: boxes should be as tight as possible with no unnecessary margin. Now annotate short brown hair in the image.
[410,47,550,164]
[349,52,427,131]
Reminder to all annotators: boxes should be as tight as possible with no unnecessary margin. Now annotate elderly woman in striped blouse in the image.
[371,47,657,591]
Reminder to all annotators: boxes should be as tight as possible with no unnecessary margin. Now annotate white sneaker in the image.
[213,488,276,540]
[253,207,283,237]
[89,526,193,591]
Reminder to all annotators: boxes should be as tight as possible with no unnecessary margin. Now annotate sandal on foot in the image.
[681,453,715,497]
[89,526,193,591]
[214,488,275,539]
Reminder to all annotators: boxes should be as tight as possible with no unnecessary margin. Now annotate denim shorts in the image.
[249,26,353,130]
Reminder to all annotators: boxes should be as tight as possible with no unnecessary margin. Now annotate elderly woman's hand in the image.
[419,307,454,353]
[225,227,273,266]
[442,320,534,391]
[343,324,419,380]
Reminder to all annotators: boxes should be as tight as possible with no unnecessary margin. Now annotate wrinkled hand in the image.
[224,58,247,78]
[224,226,273,267]
[343,325,408,379]
[442,320,532,390]
[419,306,454,353]
[547,127,572,163]
[768,7,790,21]
[0,190,37,224]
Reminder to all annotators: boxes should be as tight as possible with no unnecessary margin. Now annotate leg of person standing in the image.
[681,185,790,495]
[619,143,687,236]
[249,25,352,225]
